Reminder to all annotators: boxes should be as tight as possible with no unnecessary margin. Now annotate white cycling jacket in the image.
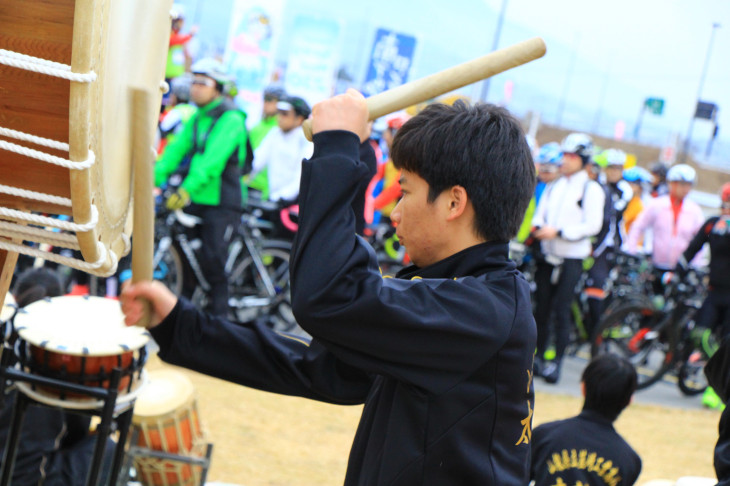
[532,170,606,260]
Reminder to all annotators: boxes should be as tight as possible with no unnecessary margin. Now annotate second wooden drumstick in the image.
[130,87,155,328]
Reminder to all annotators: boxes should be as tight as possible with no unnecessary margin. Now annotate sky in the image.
[176,0,730,169]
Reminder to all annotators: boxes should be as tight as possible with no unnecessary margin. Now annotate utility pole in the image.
[681,22,720,162]
[479,0,509,102]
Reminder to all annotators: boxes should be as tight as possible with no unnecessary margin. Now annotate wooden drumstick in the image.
[130,88,155,327]
[302,36,546,141]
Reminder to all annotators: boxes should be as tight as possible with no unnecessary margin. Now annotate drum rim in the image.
[132,369,197,420]
[1,293,16,323]
[14,295,150,356]
[15,368,148,410]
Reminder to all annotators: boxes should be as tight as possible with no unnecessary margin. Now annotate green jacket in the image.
[243,115,278,201]
[155,97,248,208]
[248,115,278,149]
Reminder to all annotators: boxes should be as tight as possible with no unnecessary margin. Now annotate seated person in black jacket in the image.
[531,353,642,485]
[120,90,537,484]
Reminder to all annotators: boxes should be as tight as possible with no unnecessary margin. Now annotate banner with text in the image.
[225,0,285,126]
[284,15,341,106]
[362,28,417,97]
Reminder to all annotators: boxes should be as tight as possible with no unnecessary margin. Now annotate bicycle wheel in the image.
[676,317,713,396]
[228,241,297,332]
[677,355,708,396]
[152,238,184,296]
[591,301,676,389]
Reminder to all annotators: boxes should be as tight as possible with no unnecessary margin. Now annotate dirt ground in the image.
[139,355,722,485]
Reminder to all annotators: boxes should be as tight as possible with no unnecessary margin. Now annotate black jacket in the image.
[705,339,730,484]
[530,410,641,486]
[151,130,536,485]
[681,216,730,290]
[291,130,536,484]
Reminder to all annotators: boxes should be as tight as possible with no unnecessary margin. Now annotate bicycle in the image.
[367,221,409,277]
[152,197,298,333]
[590,267,710,393]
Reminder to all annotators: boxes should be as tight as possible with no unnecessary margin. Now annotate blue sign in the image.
[362,28,417,97]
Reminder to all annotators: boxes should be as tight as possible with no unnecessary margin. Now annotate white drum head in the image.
[1,293,15,323]
[14,295,149,356]
[133,369,195,420]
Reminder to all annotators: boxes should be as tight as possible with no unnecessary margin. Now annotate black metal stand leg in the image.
[116,429,139,486]
[108,408,133,486]
[84,371,120,486]
[199,443,214,486]
[0,392,30,486]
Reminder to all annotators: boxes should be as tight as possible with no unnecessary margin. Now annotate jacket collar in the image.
[578,408,617,427]
[395,241,512,280]
[198,96,224,114]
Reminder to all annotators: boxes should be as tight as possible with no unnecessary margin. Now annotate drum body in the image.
[14,295,150,403]
[0,0,172,276]
[132,369,207,486]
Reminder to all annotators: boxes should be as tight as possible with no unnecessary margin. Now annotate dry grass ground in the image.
[141,356,722,485]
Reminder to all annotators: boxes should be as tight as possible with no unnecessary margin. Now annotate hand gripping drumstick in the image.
[130,88,155,328]
[301,36,546,141]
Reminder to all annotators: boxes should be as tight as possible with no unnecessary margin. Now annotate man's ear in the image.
[446,185,469,221]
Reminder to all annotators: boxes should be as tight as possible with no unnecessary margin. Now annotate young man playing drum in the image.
[122,89,537,484]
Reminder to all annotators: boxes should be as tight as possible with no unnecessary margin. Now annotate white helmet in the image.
[666,164,696,184]
[191,58,231,87]
[603,148,627,167]
[170,4,185,20]
[561,133,593,165]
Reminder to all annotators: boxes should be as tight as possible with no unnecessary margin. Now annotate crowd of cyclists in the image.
[154,40,730,406]
[12,4,730,411]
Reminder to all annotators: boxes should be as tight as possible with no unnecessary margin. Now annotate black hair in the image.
[13,267,64,308]
[390,101,535,242]
[650,161,669,180]
[581,354,637,421]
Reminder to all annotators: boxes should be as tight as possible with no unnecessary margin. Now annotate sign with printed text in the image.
[362,28,417,97]
[644,97,665,115]
[695,101,718,120]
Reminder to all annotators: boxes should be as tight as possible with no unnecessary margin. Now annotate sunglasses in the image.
[264,95,278,102]
[192,77,216,87]
[722,202,730,210]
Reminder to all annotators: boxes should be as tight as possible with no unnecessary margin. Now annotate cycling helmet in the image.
[650,161,669,179]
[170,74,192,103]
[263,85,286,101]
[537,142,563,165]
[666,164,697,184]
[170,4,185,21]
[277,95,311,118]
[721,182,730,203]
[191,58,230,88]
[623,166,652,184]
[561,133,593,165]
[595,148,627,168]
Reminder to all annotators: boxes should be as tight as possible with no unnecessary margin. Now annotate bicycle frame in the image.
[153,211,211,293]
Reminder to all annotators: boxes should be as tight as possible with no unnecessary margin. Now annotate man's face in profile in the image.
[390,170,451,268]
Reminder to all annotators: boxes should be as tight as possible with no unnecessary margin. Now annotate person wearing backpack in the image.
[154,58,250,317]
[531,133,605,384]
